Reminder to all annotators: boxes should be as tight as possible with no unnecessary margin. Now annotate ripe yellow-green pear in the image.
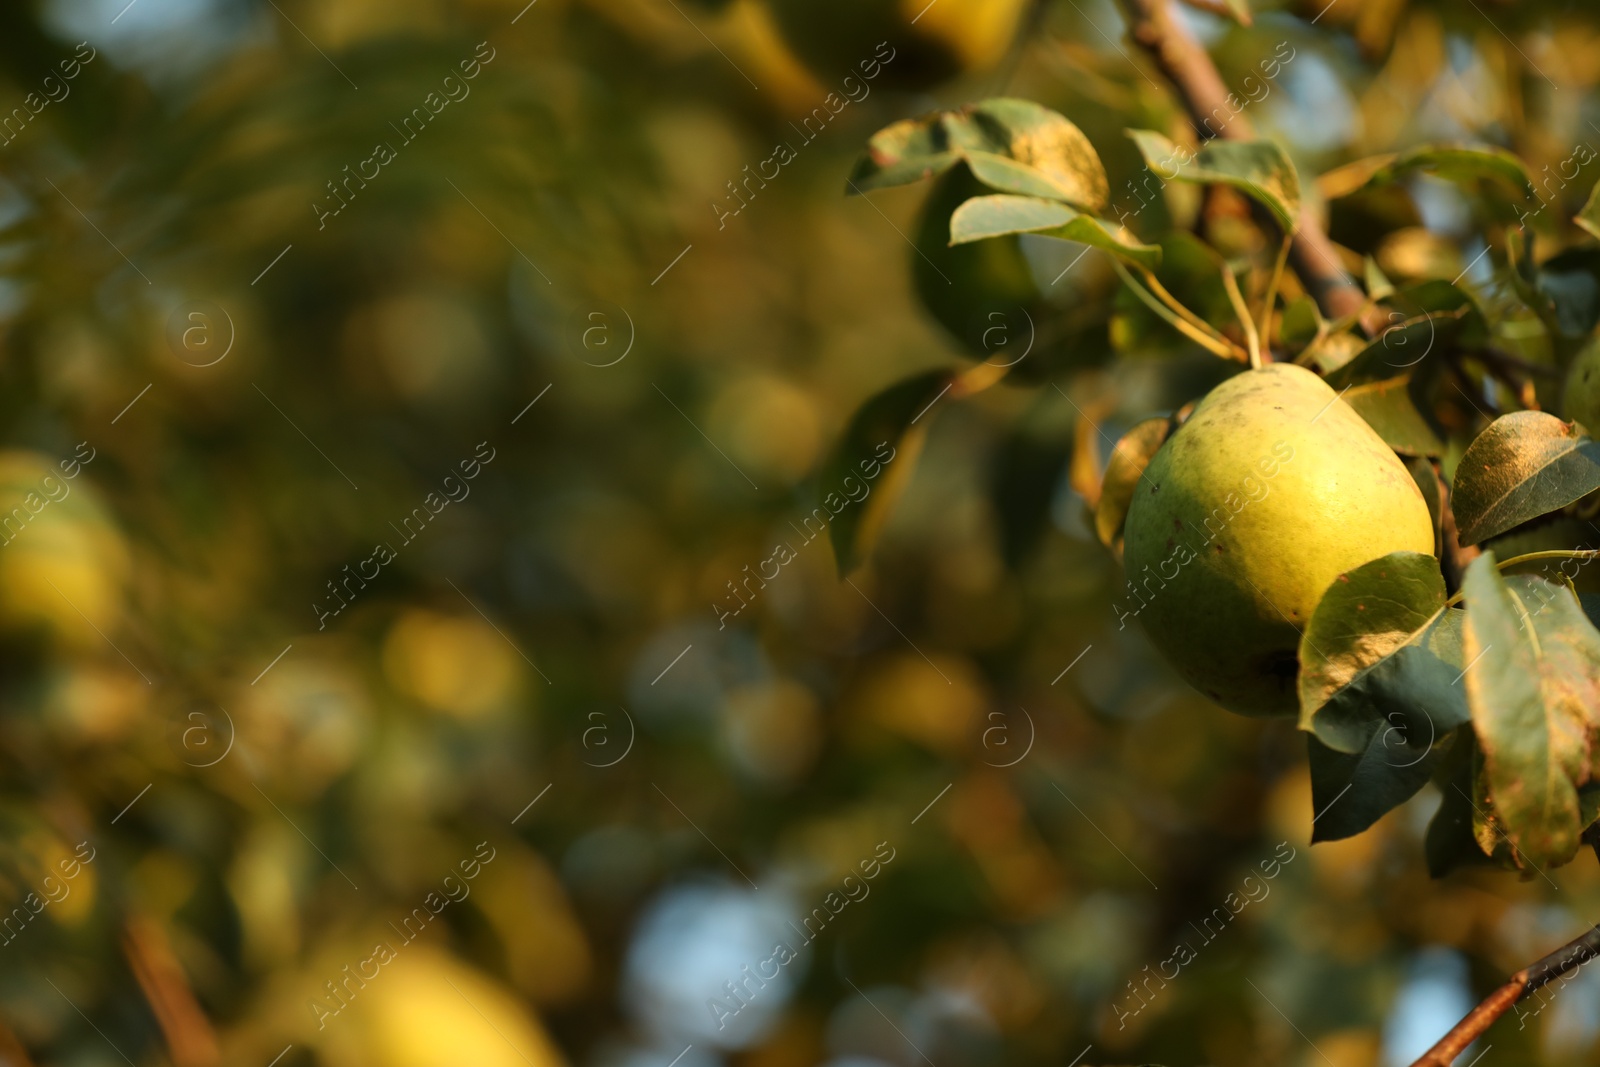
[1121,364,1435,717]
[1562,335,1600,431]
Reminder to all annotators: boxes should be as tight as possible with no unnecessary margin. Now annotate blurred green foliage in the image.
[6,0,1600,1065]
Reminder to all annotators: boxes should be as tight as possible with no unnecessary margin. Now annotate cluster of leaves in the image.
[836,95,1600,878]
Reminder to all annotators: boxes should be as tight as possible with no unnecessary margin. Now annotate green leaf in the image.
[948,195,1162,269]
[822,371,950,576]
[991,393,1077,567]
[1308,732,1438,844]
[1343,375,1444,456]
[1325,144,1535,200]
[1324,282,1489,388]
[1094,416,1172,551]
[1461,555,1600,869]
[1363,257,1395,303]
[851,99,1109,211]
[1451,411,1600,545]
[1577,179,1600,241]
[1299,552,1468,757]
[848,115,961,193]
[1536,248,1600,339]
[1426,733,1499,877]
[1278,296,1323,354]
[1126,129,1301,232]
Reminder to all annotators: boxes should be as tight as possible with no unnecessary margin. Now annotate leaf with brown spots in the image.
[1451,411,1600,545]
[1299,551,1467,753]
[1461,556,1600,868]
[849,99,1109,211]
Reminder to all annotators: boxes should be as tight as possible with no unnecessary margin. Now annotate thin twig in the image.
[1220,262,1263,368]
[1409,924,1600,1066]
[1111,258,1247,361]
[1257,234,1292,358]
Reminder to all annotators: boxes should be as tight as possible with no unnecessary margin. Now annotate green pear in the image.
[1121,363,1435,716]
[1562,335,1600,431]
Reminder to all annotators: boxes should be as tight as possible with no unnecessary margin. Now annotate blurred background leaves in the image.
[6,0,1600,1065]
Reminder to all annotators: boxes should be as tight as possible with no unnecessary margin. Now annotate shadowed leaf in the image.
[1308,732,1438,843]
[822,371,951,576]
[1344,375,1444,456]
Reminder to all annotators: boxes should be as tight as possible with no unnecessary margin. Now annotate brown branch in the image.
[122,915,220,1067]
[0,1016,37,1067]
[1117,0,1367,323]
[1409,924,1600,1066]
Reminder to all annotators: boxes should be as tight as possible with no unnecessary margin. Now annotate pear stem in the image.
[1257,234,1292,357]
[1220,261,1263,369]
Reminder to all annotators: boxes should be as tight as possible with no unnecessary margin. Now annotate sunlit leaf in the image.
[1451,411,1600,545]
[1094,416,1172,552]
[1577,179,1600,241]
[1126,129,1301,232]
[851,99,1109,211]
[1299,552,1468,759]
[1461,556,1600,869]
[1322,144,1535,200]
[949,194,1162,268]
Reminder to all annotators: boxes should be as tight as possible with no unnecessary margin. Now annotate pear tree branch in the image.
[1408,923,1600,1066]
[1115,0,1367,323]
